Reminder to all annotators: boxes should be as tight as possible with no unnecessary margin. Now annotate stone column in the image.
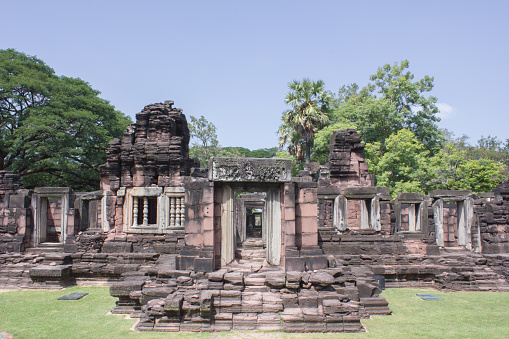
[408,203,416,232]
[265,187,281,265]
[333,195,347,231]
[370,196,381,231]
[360,200,370,229]
[458,197,474,249]
[283,183,296,248]
[220,184,235,266]
[433,199,444,247]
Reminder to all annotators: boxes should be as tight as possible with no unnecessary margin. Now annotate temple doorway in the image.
[235,193,266,263]
[220,184,281,267]
[246,207,263,238]
[32,188,72,248]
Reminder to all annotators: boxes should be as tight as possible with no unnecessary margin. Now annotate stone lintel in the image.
[164,187,186,194]
[34,187,71,195]
[317,186,341,197]
[209,157,291,182]
[395,192,427,203]
[130,187,163,196]
[78,190,104,200]
[238,193,266,200]
[343,187,390,200]
[429,190,472,200]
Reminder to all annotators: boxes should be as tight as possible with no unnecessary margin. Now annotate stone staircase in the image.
[236,238,266,264]
[26,243,64,254]
[440,246,471,254]
[110,254,389,333]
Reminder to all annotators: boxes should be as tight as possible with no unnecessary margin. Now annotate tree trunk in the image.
[0,150,5,170]
[305,140,311,170]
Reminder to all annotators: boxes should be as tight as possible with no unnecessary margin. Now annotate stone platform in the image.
[109,258,388,333]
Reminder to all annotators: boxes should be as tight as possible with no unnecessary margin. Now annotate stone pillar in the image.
[284,183,296,248]
[408,204,416,232]
[433,199,444,247]
[333,195,347,231]
[458,197,474,249]
[265,187,281,265]
[220,184,235,266]
[295,182,318,247]
[360,200,370,229]
[370,196,381,231]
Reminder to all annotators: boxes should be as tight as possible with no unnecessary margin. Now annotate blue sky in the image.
[1,0,508,150]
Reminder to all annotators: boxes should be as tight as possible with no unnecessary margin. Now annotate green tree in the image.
[365,129,432,198]
[188,115,244,166]
[278,79,333,167]
[188,115,220,166]
[312,61,443,164]
[0,49,131,190]
[431,143,506,192]
[366,129,507,198]
[333,60,442,153]
[219,147,278,159]
[247,147,278,158]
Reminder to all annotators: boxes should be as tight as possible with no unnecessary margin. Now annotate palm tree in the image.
[278,79,332,168]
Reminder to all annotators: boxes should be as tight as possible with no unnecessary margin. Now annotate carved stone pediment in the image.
[209,157,291,183]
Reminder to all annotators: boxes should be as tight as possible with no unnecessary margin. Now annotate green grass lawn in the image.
[0,287,508,339]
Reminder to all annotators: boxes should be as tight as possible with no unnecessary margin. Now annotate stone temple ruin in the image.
[1,100,509,332]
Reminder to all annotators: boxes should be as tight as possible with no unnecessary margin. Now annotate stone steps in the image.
[440,246,470,254]
[26,243,64,254]
[235,238,266,263]
[120,264,376,333]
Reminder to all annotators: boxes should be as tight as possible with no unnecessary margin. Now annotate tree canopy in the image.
[291,60,507,195]
[0,49,131,190]
[188,115,277,167]
[365,129,506,199]
[313,60,443,163]
[278,79,333,167]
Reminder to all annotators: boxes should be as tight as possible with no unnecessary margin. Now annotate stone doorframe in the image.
[394,193,429,234]
[220,183,282,266]
[333,187,390,232]
[209,157,291,267]
[430,190,479,251]
[32,187,73,246]
[235,193,266,243]
[76,190,106,232]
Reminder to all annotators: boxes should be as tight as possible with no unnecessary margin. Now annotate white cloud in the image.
[436,103,456,119]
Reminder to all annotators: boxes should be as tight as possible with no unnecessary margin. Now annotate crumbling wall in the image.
[0,171,31,253]
[477,179,509,253]
[99,101,197,235]
[328,129,372,192]
[101,101,196,191]
[65,101,200,253]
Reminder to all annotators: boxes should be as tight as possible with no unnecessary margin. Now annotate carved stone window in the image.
[165,187,186,231]
[133,197,158,226]
[123,187,185,233]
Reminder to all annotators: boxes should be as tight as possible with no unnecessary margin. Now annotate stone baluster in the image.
[175,197,181,227]
[179,197,185,227]
[133,197,139,226]
[170,197,176,228]
[143,197,148,226]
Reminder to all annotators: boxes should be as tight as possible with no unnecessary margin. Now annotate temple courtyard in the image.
[1,286,508,338]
